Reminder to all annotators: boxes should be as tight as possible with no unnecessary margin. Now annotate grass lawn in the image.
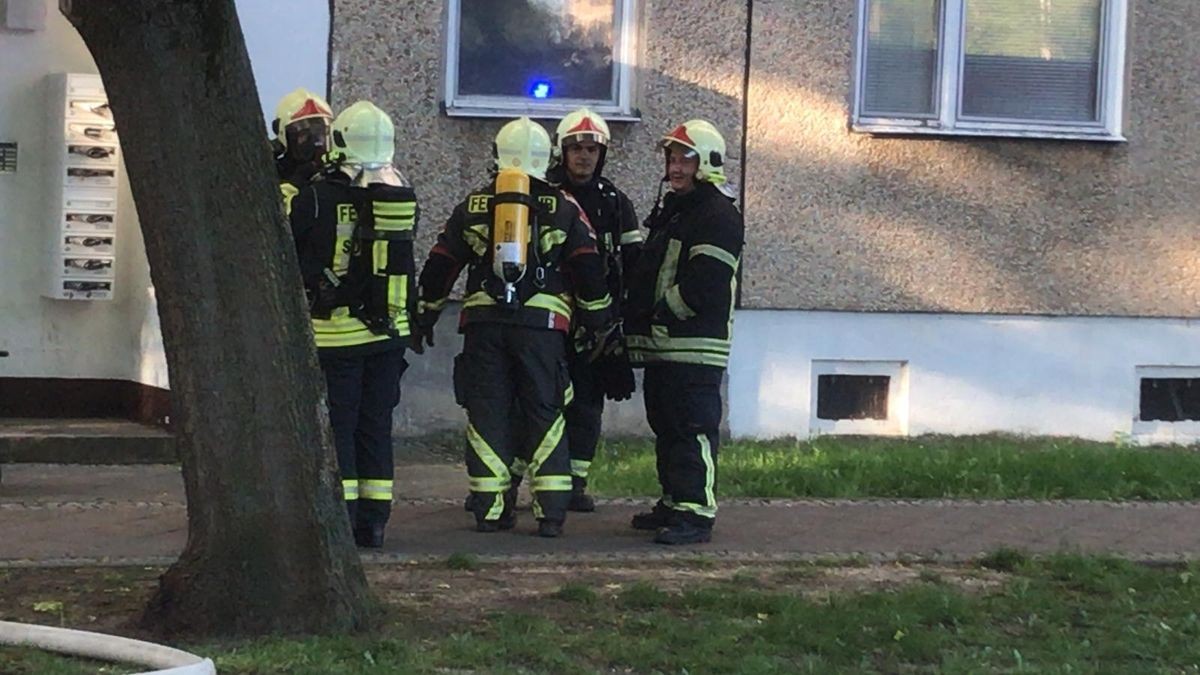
[588,435,1200,500]
[5,554,1200,673]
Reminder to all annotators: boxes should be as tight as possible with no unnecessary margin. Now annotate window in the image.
[810,360,909,436]
[444,0,639,119]
[1132,367,1200,444]
[853,0,1128,140]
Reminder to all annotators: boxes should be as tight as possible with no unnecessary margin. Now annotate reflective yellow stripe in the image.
[664,286,696,320]
[420,298,447,313]
[373,201,416,217]
[373,240,388,276]
[467,423,511,520]
[620,229,644,245]
[469,477,509,492]
[280,183,299,216]
[577,293,612,312]
[531,475,572,491]
[342,479,359,501]
[570,459,591,478]
[564,382,574,407]
[525,293,571,317]
[689,244,739,271]
[539,228,567,253]
[527,414,566,520]
[313,309,391,349]
[464,291,497,308]
[626,334,731,368]
[675,435,718,519]
[463,224,489,256]
[655,239,683,304]
[360,479,393,501]
[388,272,409,336]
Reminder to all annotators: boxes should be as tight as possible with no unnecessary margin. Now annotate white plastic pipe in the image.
[0,620,215,674]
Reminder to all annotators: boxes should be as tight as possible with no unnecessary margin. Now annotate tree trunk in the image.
[61,0,374,636]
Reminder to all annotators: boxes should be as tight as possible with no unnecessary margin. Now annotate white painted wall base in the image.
[728,310,1200,443]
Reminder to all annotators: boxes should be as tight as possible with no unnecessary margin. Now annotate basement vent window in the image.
[810,360,909,437]
[1139,378,1200,422]
[816,375,890,420]
[1132,367,1200,444]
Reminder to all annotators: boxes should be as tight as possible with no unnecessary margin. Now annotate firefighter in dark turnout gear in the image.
[289,101,417,549]
[271,88,334,215]
[625,120,744,545]
[414,117,612,538]
[548,107,642,512]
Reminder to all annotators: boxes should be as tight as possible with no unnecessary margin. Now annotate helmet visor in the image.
[285,117,330,161]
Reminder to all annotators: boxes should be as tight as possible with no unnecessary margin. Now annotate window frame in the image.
[852,0,1129,141]
[442,0,640,120]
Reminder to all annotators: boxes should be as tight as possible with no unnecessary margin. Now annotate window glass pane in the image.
[457,0,617,102]
[861,0,940,116]
[962,0,1102,122]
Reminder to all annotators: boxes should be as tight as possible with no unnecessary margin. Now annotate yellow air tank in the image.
[492,168,531,304]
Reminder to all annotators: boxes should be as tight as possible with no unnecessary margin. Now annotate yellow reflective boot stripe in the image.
[527,414,566,520]
[342,479,360,501]
[664,286,696,320]
[673,435,718,519]
[532,475,572,491]
[360,479,393,501]
[467,423,510,520]
[570,459,591,478]
[688,244,739,271]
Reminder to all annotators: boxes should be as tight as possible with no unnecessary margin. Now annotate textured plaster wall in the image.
[330,0,746,263]
[744,0,1200,316]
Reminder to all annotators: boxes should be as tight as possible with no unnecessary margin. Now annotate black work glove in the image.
[594,327,635,401]
[410,312,437,355]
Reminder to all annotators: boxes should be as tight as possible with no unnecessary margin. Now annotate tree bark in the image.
[61,0,374,636]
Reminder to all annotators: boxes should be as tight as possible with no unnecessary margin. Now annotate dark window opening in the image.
[1139,378,1200,422]
[817,375,890,421]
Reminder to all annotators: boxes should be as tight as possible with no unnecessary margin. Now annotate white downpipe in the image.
[0,621,215,674]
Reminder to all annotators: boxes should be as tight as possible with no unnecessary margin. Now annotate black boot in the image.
[354,523,387,549]
[476,511,517,532]
[567,476,596,513]
[653,519,712,546]
[631,502,675,530]
[537,519,564,538]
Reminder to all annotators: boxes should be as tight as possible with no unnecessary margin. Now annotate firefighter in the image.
[271,87,334,215]
[289,101,418,548]
[624,119,744,545]
[548,107,641,512]
[413,117,612,538]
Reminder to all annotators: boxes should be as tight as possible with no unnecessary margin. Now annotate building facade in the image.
[2,0,1197,442]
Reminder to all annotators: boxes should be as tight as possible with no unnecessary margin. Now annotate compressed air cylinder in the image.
[492,168,530,284]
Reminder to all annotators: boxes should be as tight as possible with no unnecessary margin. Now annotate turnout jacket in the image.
[290,171,418,354]
[417,177,612,332]
[558,176,642,298]
[625,182,744,369]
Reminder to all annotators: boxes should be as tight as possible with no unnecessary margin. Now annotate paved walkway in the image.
[5,464,1200,565]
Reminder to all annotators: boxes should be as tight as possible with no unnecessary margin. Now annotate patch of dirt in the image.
[0,561,1010,637]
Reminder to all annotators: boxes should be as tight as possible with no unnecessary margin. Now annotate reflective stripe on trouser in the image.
[642,362,723,524]
[565,348,604,477]
[459,323,572,523]
[320,347,407,529]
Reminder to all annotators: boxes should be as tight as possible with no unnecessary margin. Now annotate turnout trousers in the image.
[320,347,407,531]
[456,323,573,524]
[642,362,723,527]
[564,349,605,483]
